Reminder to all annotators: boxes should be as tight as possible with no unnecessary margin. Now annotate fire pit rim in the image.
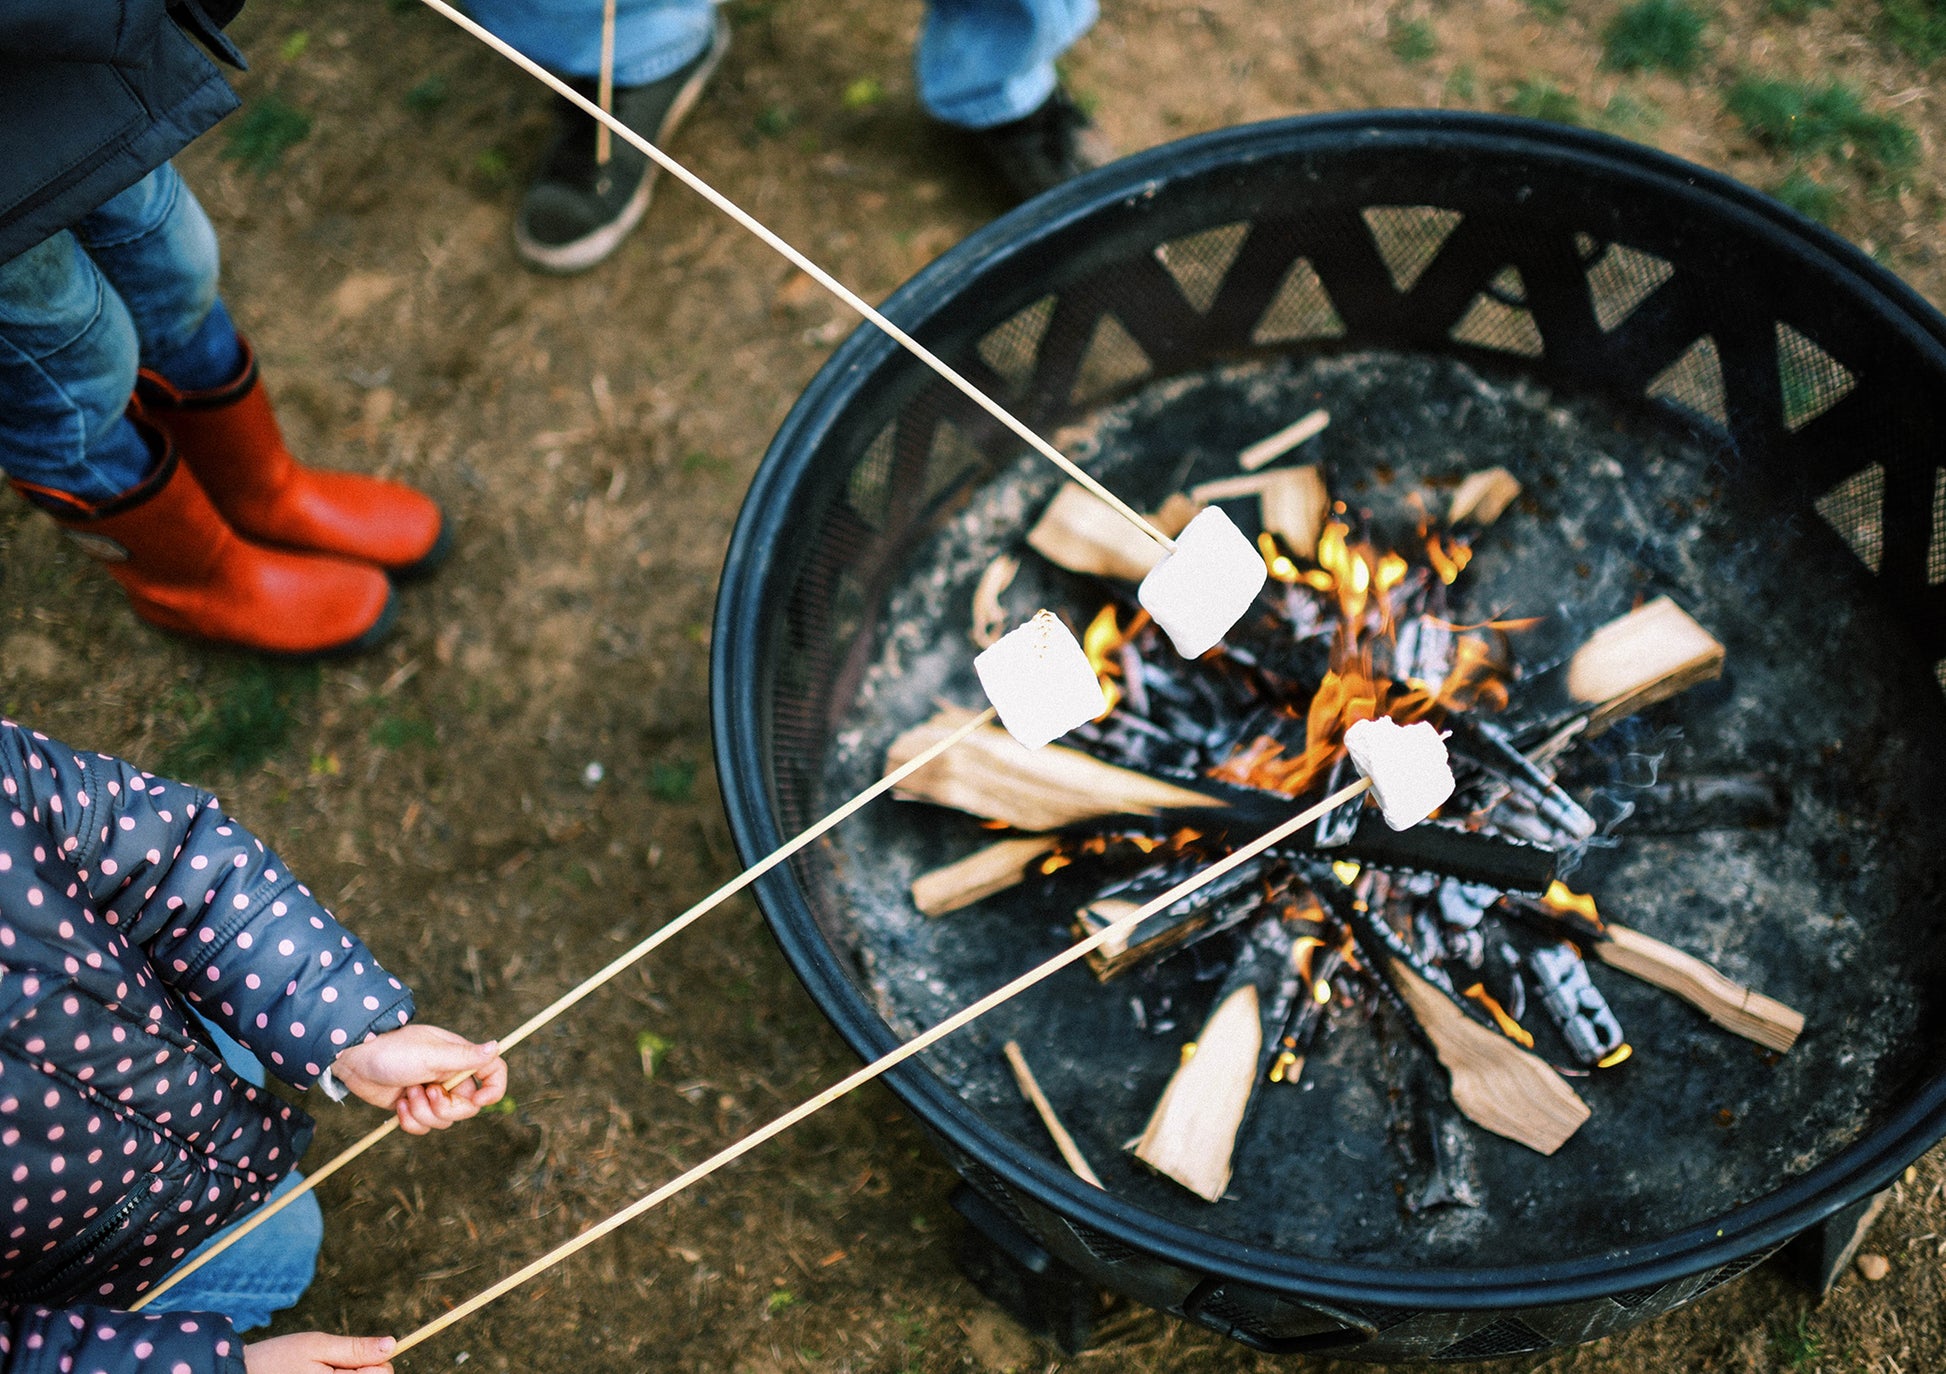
[712,110,1946,1311]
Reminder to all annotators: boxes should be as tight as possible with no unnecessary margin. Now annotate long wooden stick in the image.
[413,0,1172,554]
[594,0,617,166]
[131,706,1000,1310]
[393,777,1372,1356]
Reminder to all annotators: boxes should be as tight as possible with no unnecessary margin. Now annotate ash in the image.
[817,350,1946,1268]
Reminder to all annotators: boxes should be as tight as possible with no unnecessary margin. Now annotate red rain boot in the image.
[12,418,395,657]
[136,340,449,576]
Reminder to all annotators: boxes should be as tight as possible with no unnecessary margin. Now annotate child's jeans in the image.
[466,0,1097,130]
[0,162,242,503]
[143,1012,326,1334]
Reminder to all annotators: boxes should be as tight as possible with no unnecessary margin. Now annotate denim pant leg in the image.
[147,1009,324,1333]
[144,1170,325,1334]
[467,0,716,84]
[917,0,1098,129]
[0,227,151,501]
[75,163,240,390]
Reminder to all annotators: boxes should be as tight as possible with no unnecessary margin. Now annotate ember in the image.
[894,442,1804,1193]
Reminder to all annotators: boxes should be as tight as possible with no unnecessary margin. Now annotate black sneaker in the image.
[971,87,1112,203]
[515,12,730,273]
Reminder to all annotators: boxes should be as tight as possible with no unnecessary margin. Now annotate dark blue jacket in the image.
[0,720,416,1374]
[0,2,246,265]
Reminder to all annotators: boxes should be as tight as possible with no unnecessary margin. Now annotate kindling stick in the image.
[392,777,1373,1356]
[131,706,1001,1311]
[412,0,1173,554]
[594,0,617,166]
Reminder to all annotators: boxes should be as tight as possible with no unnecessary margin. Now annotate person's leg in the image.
[917,0,1097,129]
[0,228,153,502]
[470,0,715,85]
[470,0,729,272]
[77,165,445,575]
[916,0,1107,201]
[72,162,242,392]
[143,1169,324,1333]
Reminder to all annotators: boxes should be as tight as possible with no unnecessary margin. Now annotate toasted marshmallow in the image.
[1137,507,1268,659]
[974,610,1109,749]
[1344,717,1455,830]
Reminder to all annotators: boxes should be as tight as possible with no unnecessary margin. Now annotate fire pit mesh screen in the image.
[714,114,1946,1360]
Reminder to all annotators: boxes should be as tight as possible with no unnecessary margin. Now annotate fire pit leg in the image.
[1782,1187,1893,1300]
[950,1184,1098,1354]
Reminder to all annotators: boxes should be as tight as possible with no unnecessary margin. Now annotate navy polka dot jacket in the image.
[0,720,416,1373]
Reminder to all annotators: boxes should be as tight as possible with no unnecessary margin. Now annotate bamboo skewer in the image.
[594,0,617,167]
[391,777,1374,1356]
[131,706,1001,1311]
[413,0,1173,554]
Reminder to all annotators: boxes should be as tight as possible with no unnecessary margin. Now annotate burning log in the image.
[1074,854,1270,979]
[1003,1040,1104,1188]
[1025,483,1198,581]
[1385,958,1590,1156]
[1595,925,1803,1054]
[1525,942,1628,1067]
[1505,885,1804,1054]
[1503,596,1726,742]
[912,835,1056,916]
[886,707,1219,831]
[1132,984,1261,1201]
[1190,466,1330,558]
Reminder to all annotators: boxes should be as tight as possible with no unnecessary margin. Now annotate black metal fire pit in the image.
[710,113,1946,1360]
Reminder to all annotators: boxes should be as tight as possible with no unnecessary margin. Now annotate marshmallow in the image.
[1343,717,1455,830]
[1137,506,1268,659]
[975,609,1110,749]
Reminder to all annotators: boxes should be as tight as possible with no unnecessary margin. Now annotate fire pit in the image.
[710,113,1946,1360]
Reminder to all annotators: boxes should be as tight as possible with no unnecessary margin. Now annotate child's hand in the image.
[244,1333,395,1373]
[329,1025,507,1134]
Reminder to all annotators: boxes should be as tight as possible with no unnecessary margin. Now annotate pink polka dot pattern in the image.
[1,721,414,1371]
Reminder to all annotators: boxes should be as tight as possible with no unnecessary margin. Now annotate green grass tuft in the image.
[1506,79,1584,125]
[1726,78,1919,180]
[1880,0,1946,63]
[1524,0,1570,19]
[1389,17,1439,61]
[223,96,313,173]
[162,661,320,779]
[649,759,697,802]
[1770,168,1843,222]
[1603,0,1709,73]
[370,714,438,750]
[1766,0,1832,16]
[404,75,449,114]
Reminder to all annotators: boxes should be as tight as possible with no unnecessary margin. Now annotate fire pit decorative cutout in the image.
[713,113,1946,1360]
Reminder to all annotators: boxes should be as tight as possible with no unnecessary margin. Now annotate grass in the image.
[1524,0,1570,19]
[1506,79,1584,125]
[1726,77,1919,180]
[1603,0,1709,73]
[1771,168,1843,222]
[370,714,438,749]
[162,660,320,779]
[223,96,313,173]
[649,759,697,802]
[1772,1310,1823,1369]
[404,75,449,114]
[1389,17,1439,61]
[1881,0,1946,63]
[1767,0,1831,16]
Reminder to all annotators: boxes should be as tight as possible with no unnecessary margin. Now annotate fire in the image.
[1541,881,1605,932]
[1463,983,1535,1048]
[1080,604,1150,719]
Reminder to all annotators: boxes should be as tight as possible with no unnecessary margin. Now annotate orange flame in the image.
[1541,881,1605,932]
[1463,983,1535,1047]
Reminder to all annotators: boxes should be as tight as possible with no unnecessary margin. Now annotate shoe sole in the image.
[515,12,731,275]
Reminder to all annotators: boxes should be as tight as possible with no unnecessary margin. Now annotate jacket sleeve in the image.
[3,1305,244,1374]
[0,720,414,1087]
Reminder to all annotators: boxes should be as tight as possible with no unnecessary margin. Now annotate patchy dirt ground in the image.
[4,0,1946,1370]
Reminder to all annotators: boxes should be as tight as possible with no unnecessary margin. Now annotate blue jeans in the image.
[144,1013,324,1333]
[0,163,242,503]
[467,0,1097,128]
